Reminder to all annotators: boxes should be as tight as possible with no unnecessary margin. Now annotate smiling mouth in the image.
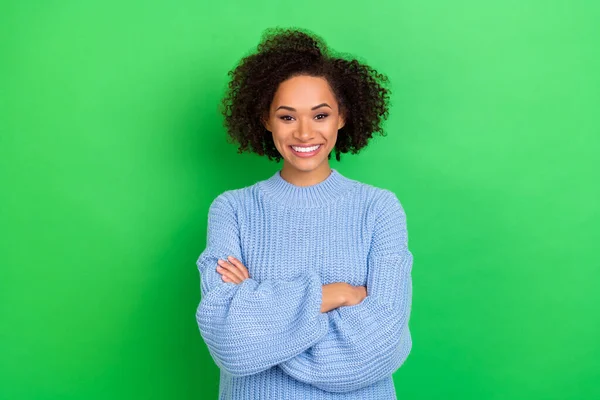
[290,144,322,151]
[289,144,323,157]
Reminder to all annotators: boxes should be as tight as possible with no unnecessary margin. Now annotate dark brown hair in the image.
[219,26,392,162]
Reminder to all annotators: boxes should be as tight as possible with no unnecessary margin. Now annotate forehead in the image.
[271,75,337,108]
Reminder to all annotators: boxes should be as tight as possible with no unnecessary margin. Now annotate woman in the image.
[196,27,413,399]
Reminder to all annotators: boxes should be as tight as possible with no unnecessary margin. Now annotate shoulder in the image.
[208,181,259,214]
[345,180,408,235]
[209,188,243,211]
[350,179,404,215]
[349,182,410,251]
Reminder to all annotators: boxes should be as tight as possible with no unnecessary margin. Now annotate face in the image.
[263,75,345,175]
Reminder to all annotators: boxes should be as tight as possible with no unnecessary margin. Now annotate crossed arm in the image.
[215,256,360,313]
[195,190,413,392]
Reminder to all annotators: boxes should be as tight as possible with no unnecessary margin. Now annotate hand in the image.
[321,282,349,313]
[343,284,368,307]
[216,256,250,284]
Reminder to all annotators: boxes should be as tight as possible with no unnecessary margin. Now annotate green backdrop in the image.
[2,1,599,399]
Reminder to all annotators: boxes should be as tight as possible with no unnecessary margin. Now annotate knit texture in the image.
[196,168,413,400]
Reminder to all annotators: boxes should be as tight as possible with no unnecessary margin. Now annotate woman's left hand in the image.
[216,256,250,284]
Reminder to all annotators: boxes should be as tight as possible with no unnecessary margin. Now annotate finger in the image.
[219,258,247,281]
[221,273,241,284]
[227,256,250,279]
[216,264,242,284]
[222,259,246,282]
[217,259,246,282]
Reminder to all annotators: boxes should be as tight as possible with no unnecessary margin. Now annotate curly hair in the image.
[219,27,391,162]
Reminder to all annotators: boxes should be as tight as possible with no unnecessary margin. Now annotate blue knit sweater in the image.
[195,168,413,399]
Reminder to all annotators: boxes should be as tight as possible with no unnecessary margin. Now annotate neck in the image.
[280,162,332,187]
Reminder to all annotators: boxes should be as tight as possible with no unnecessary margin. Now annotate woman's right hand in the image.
[343,284,368,307]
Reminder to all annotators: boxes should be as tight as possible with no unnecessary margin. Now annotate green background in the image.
[2,0,599,399]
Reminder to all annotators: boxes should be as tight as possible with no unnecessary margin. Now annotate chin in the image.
[289,158,326,171]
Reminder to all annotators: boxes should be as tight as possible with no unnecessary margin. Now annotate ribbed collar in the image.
[257,168,356,208]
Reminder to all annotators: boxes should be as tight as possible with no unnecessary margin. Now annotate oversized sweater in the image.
[195,168,413,400]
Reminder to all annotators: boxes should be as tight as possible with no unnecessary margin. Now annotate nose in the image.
[294,118,315,141]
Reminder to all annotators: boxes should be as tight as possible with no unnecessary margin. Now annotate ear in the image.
[262,115,271,132]
[337,113,345,130]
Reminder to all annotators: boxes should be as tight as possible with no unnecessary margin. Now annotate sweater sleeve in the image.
[277,190,413,392]
[195,192,330,377]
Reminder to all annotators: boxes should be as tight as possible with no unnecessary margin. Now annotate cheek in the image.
[271,126,284,138]
[324,120,340,137]
[272,123,295,139]
[271,130,290,152]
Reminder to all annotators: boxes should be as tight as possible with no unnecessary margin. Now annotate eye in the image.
[279,115,294,121]
[315,113,329,120]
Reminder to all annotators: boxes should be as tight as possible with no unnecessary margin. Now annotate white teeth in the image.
[292,144,321,152]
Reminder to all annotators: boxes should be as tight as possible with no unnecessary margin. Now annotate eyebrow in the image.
[275,103,332,112]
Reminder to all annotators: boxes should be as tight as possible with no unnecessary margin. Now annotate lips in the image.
[289,144,323,158]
